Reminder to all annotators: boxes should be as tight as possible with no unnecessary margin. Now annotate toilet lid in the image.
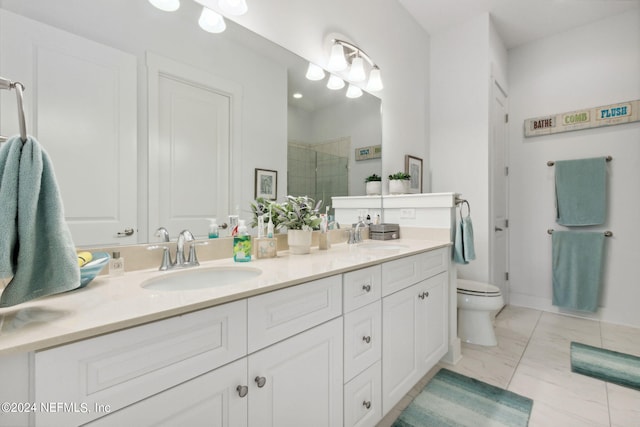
[457,279,501,296]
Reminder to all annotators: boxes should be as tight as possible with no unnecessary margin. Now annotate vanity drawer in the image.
[248,275,342,353]
[34,300,247,427]
[343,265,381,313]
[344,361,382,427]
[381,249,447,296]
[344,301,381,382]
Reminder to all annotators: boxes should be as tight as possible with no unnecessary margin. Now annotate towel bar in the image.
[547,156,612,167]
[0,76,27,143]
[547,229,612,237]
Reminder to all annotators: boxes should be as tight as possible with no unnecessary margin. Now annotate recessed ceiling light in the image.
[293,93,303,99]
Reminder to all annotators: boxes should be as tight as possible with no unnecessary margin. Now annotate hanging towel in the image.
[555,157,607,226]
[453,201,476,264]
[0,135,79,307]
[552,230,605,312]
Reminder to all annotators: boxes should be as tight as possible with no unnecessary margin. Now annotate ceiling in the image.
[398,0,640,49]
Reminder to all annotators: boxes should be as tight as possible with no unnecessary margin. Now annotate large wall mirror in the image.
[0,0,382,246]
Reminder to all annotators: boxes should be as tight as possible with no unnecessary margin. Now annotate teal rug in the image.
[571,342,640,391]
[392,369,533,427]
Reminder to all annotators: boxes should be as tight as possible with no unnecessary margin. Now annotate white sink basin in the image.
[141,267,262,291]
[357,242,409,251]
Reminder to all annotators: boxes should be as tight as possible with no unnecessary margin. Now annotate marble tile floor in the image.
[377,305,640,427]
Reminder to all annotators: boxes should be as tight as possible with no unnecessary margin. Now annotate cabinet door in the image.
[344,361,382,427]
[420,272,448,370]
[85,358,248,427]
[248,318,343,427]
[344,301,381,382]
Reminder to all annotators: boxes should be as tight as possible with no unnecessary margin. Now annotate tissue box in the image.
[369,223,400,240]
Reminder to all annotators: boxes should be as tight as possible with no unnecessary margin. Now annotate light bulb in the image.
[327,43,348,72]
[366,67,383,92]
[346,84,363,98]
[348,56,366,82]
[148,0,180,12]
[218,0,248,16]
[327,75,345,90]
[305,63,325,81]
[199,7,226,33]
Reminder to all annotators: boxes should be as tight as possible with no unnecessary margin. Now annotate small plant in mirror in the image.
[250,197,280,229]
[388,172,411,180]
[272,195,323,231]
[365,173,382,182]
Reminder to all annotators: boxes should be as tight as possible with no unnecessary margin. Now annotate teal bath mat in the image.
[392,369,533,427]
[571,342,640,391]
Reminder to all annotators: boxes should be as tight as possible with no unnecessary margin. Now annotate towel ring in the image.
[459,200,471,219]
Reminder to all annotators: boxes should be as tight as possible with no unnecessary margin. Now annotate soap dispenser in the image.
[208,218,219,239]
[233,220,251,262]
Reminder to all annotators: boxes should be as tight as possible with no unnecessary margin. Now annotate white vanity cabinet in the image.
[381,249,449,414]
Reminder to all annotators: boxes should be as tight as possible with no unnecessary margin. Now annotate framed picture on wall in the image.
[405,155,423,193]
[255,168,278,200]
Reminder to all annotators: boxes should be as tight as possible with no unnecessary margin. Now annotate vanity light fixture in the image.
[326,74,345,90]
[305,63,325,81]
[148,0,180,12]
[218,0,248,16]
[199,6,226,33]
[346,84,363,99]
[328,39,383,93]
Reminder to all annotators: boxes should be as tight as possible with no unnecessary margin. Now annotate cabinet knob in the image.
[362,400,372,409]
[418,291,430,300]
[362,284,371,293]
[236,385,248,398]
[362,335,371,344]
[255,376,266,388]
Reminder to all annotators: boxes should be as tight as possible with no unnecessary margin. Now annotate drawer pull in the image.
[418,291,430,300]
[362,335,371,344]
[255,376,266,388]
[236,385,248,397]
[362,284,371,293]
[362,400,371,409]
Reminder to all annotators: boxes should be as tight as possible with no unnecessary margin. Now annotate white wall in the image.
[430,13,508,283]
[508,11,640,327]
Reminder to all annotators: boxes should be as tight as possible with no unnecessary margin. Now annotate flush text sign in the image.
[524,99,639,137]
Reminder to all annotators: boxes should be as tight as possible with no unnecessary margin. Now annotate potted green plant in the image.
[365,173,382,195]
[272,195,323,254]
[388,172,411,194]
[250,197,280,232]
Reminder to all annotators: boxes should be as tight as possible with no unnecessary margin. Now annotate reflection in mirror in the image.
[0,0,382,246]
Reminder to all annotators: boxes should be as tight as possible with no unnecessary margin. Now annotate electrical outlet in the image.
[400,208,416,219]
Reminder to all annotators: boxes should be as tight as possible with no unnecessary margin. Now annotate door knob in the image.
[117,227,135,237]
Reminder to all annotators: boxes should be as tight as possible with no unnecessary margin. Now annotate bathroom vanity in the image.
[0,240,451,427]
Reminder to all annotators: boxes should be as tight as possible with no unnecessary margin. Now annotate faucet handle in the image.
[148,245,172,271]
[187,241,209,266]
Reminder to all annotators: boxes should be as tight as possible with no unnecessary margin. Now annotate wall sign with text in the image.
[524,99,639,137]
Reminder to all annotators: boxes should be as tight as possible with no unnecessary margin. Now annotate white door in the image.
[248,318,343,427]
[490,79,509,304]
[0,10,138,246]
[147,54,235,240]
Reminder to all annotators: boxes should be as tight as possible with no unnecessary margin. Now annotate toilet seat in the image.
[457,279,501,297]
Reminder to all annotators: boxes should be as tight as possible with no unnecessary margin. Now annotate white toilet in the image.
[457,279,504,346]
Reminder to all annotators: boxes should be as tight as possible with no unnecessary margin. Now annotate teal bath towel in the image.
[0,136,79,307]
[552,231,605,312]
[555,157,607,226]
[454,214,476,264]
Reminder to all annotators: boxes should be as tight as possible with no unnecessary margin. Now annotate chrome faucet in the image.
[175,229,195,267]
[348,216,367,244]
[155,227,170,242]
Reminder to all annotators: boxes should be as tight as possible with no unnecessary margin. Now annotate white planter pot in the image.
[389,179,409,195]
[287,229,313,254]
[365,181,382,195]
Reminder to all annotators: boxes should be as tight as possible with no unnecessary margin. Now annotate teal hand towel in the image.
[555,157,607,226]
[0,136,80,307]
[552,231,605,312]
[453,215,476,264]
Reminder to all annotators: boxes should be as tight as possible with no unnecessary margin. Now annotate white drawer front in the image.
[382,249,448,296]
[344,361,382,427]
[343,301,381,382]
[248,275,342,353]
[34,300,247,427]
[343,265,381,313]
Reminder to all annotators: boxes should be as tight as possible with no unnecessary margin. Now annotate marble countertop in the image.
[0,239,450,356]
